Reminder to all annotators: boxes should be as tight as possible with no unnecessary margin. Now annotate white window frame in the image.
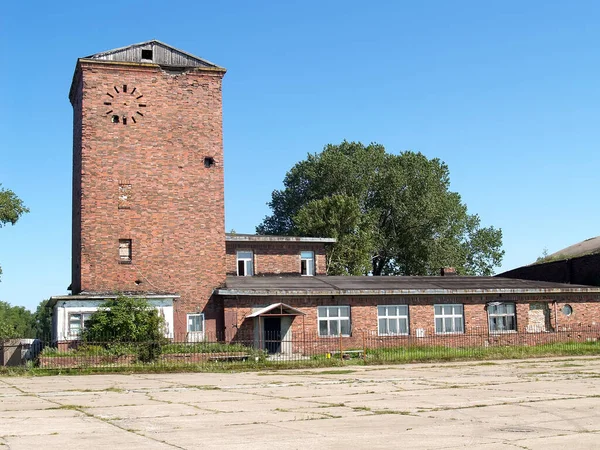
[300,251,315,276]
[487,302,516,333]
[434,304,464,334]
[317,306,351,337]
[236,250,254,276]
[377,305,409,336]
[187,313,205,341]
[68,312,93,337]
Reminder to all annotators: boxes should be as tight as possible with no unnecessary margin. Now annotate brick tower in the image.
[67,41,227,337]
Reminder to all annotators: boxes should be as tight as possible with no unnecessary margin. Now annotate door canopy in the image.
[247,303,305,318]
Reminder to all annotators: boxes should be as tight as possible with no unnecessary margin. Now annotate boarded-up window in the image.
[119,239,132,263]
[119,184,132,209]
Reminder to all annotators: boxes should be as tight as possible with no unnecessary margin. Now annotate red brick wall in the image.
[71,61,226,335]
[222,293,600,351]
[225,242,327,276]
[71,74,83,293]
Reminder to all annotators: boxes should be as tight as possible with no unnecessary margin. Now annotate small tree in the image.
[82,296,166,362]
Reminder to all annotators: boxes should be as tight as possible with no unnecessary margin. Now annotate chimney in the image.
[440,267,457,276]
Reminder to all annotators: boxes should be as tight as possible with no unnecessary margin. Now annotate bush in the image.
[82,296,167,362]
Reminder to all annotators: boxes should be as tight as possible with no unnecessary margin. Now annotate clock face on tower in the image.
[104,84,147,125]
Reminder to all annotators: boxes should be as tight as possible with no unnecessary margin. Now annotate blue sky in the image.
[1,1,599,311]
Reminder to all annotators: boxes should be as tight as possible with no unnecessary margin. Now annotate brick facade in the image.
[225,241,327,276]
[223,293,600,352]
[70,58,227,335]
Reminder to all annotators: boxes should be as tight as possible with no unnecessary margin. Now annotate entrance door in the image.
[263,317,281,354]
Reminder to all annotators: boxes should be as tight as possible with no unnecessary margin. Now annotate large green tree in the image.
[257,141,504,276]
[0,301,35,340]
[0,184,29,281]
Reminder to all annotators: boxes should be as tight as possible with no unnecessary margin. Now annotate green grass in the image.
[365,341,600,364]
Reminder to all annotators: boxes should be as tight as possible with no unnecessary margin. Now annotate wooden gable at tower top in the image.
[82,40,224,69]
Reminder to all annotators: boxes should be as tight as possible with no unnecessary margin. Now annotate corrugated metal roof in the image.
[216,275,600,296]
[84,40,224,69]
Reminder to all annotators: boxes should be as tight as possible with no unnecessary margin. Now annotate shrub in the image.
[82,296,167,362]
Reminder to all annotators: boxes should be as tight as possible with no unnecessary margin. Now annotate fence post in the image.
[362,331,366,364]
[339,332,343,362]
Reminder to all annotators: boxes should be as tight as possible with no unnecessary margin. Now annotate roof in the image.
[83,40,224,69]
[226,234,336,243]
[545,236,600,260]
[216,275,600,296]
[247,303,306,317]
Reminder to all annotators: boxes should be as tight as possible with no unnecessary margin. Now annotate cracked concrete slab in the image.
[2,356,600,449]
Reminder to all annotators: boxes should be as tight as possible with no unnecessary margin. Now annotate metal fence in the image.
[2,327,600,370]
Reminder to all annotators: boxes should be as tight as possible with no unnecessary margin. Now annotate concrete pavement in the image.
[2,356,600,449]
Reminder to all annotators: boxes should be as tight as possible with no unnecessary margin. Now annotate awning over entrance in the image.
[247,303,305,318]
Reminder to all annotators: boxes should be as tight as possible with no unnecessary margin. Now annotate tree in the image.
[82,296,166,362]
[257,141,504,276]
[32,299,53,340]
[0,184,30,281]
[0,301,35,340]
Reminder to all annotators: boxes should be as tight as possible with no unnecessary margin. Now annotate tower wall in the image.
[70,60,226,335]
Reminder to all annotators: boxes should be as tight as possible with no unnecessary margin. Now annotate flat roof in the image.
[216,276,600,296]
[48,292,180,307]
[225,234,336,243]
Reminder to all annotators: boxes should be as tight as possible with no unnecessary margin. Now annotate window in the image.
[119,239,132,263]
[488,302,516,332]
[434,304,464,334]
[378,305,409,335]
[68,313,92,336]
[318,306,351,337]
[300,251,315,276]
[187,313,205,340]
[237,251,254,276]
[562,304,573,316]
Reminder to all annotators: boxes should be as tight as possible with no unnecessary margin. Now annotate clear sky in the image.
[1,0,599,311]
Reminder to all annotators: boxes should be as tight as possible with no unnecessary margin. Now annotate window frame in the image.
[434,304,464,334]
[300,251,315,276]
[377,305,410,336]
[68,312,93,337]
[187,313,205,340]
[487,302,516,333]
[317,306,351,337]
[236,250,254,276]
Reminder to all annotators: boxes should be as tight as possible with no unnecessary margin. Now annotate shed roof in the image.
[216,275,600,296]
